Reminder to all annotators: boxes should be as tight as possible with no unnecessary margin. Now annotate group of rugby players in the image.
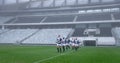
[56,35,81,53]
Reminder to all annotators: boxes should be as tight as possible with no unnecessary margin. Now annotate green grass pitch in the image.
[0,45,120,63]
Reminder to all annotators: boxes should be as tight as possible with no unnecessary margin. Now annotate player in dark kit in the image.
[62,37,66,52]
[56,35,62,53]
[65,38,71,50]
[74,38,80,51]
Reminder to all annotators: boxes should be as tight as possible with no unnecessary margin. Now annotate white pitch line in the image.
[33,51,72,63]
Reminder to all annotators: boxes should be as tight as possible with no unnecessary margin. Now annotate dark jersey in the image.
[57,37,62,44]
[77,40,80,44]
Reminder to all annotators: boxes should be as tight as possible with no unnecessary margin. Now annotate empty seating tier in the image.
[72,28,86,37]
[43,15,75,23]
[22,29,72,44]
[114,13,120,20]
[0,17,14,24]
[95,28,112,37]
[14,16,44,23]
[0,29,38,43]
[76,13,111,21]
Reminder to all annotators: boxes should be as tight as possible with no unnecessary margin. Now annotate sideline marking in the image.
[33,51,72,63]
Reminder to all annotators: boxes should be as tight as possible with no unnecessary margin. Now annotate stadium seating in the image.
[96,28,112,37]
[114,13,120,20]
[78,0,88,5]
[14,16,44,23]
[0,17,14,24]
[29,1,41,8]
[72,28,112,37]
[72,28,86,37]
[22,29,72,44]
[43,15,75,23]
[66,0,76,6]
[0,29,10,34]
[0,29,38,43]
[0,0,119,46]
[55,0,65,7]
[0,29,5,33]
[76,13,112,21]
[43,0,53,7]
[25,0,117,9]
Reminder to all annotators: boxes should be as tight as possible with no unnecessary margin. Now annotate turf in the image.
[0,45,120,63]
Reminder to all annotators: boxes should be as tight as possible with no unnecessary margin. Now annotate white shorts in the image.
[75,44,79,47]
[62,44,66,46]
[57,44,62,46]
[72,43,75,46]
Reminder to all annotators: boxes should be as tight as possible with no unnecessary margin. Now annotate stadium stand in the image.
[0,0,120,46]
[0,16,14,24]
[29,1,41,8]
[43,0,53,7]
[43,15,75,23]
[72,28,112,37]
[22,29,72,44]
[76,13,112,21]
[96,28,112,37]
[72,28,86,37]
[114,13,120,20]
[0,29,10,34]
[25,0,117,9]
[0,29,38,44]
[14,16,45,23]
